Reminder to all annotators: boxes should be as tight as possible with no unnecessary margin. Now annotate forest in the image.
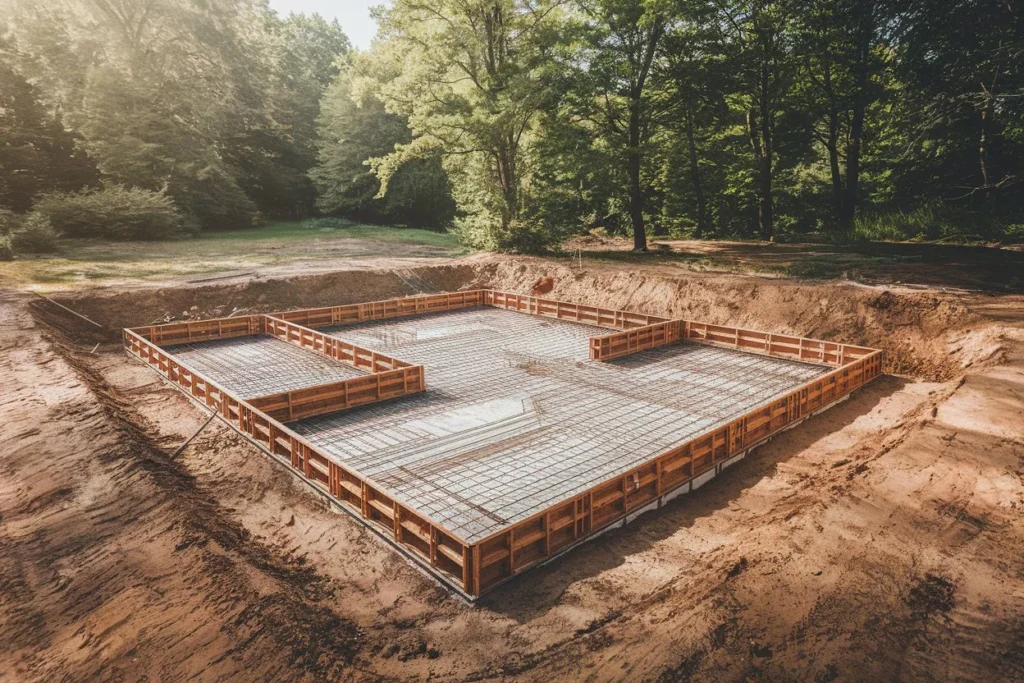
[1,0,1022,256]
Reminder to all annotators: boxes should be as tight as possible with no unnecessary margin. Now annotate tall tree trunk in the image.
[822,61,843,218]
[748,58,774,242]
[839,0,874,233]
[496,133,518,225]
[841,98,864,232]
[684,102,709,238]
[827,112,842,213]
[625,18,664,252]
[628,97,647,251]
[977,63,1000,199]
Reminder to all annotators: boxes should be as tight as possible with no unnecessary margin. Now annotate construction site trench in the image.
[3,256,1023,681]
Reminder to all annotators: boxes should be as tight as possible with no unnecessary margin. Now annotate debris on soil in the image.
[907,573,957,618]
[575,609,623,636]
[727,557,749,579]
[531,276,554,295]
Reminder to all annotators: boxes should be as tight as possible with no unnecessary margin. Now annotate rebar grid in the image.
[287,308,828,542]
[165,336,366,399]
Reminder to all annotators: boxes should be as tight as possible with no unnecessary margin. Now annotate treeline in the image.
[0,0,352,252]
[1,0,1022,255]
[341,0,1023,250]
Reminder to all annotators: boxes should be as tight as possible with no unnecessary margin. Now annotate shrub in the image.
[0,208,20,236]
[450,211,568,254]
[1004,224,1024,244]
[10,213,59,253]
[33,186,189,240]
[494,218,562,254]
[0,236,13,261]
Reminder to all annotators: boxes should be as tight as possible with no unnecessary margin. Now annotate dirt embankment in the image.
[57,255,1006,382]
[7,257,1022,682]
[469,258,1006,381]
[58,264,477,332]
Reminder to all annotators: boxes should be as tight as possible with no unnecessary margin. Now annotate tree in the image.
[3,0,350,230]
[360,0,563,248]
[568,0,666,251]
[794,0,886,233]
[311,70,456,227]
[0,39,97,212]
[658,2,727,238]
[892,0,1023,210]
[228,13,351,218]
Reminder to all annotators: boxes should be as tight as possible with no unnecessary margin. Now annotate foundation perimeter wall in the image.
[125,290,884,598]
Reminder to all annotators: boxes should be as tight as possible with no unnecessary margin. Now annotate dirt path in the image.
[2,261,1023,681]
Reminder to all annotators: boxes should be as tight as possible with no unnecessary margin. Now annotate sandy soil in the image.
[2,256,1023,682]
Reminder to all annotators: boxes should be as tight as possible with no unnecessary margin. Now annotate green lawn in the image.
[1,218,467,289]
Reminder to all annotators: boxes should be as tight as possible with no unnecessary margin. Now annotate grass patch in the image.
[0,218,467,289]
[203,218,461,249]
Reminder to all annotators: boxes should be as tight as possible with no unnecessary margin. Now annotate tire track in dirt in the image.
[0,291,367,682]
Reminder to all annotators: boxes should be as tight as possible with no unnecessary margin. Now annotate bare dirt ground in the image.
[564,235,1024,292]
[2,253,1023,682]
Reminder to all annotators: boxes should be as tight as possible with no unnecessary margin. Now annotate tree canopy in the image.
[1,0,1022,249]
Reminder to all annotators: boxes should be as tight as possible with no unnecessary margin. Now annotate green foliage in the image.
[4,0,350,230]
[311,71,456,228]
[358,0,565,247]
[0,237,12,261]
[33,187,190,240]
[2,0,1023,250]
[0,48,98,213]
[851,204,1023,244]
[0,208,20,236]
[10,213,59,253]
[495,219,567,254]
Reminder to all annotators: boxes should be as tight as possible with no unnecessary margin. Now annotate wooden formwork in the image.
[589,318,876,366]
[124,289,884,599]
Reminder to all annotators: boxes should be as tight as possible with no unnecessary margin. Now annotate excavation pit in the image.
[124,290,883,598]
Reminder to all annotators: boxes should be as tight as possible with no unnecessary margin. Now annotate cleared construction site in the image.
[123,289,883,598]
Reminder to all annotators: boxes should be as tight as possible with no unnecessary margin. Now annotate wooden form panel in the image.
[130,314,427,424]
[485,290,668,329]
[132,314,263,346]
[684,322,875,367]
[590,321,683,361]
[267,290,486,329]
[248,366,425,422]
[263,315,414,372]
[123,328,478,598]
[470,348,884,594]
[590,318,877,367]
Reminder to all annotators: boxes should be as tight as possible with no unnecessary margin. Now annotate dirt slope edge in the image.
[56,257,1004,382]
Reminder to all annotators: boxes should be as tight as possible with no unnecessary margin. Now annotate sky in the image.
[267,0,382,50]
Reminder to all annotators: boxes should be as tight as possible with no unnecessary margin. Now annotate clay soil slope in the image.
[2,256,1023,682]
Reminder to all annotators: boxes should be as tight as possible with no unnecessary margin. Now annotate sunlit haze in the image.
[267,0,382,50]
